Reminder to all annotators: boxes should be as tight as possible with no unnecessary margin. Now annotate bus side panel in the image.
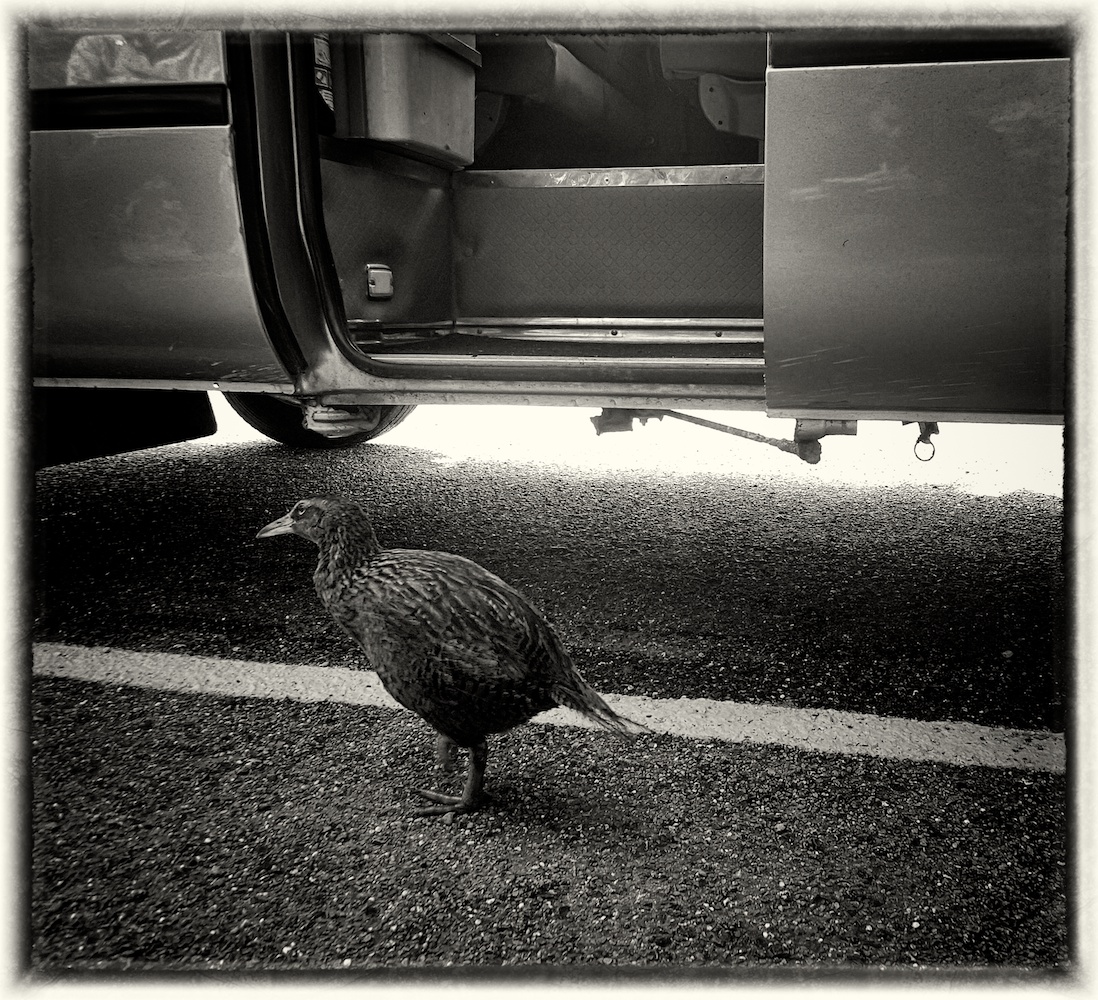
[763,59,1068,420]
[31,125,291,386]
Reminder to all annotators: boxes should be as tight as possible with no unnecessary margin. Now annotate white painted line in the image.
[32,642,1064,773]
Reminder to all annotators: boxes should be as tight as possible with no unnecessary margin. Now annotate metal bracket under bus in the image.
[589,408,858,464]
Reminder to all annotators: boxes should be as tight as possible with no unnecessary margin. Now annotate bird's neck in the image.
[315,522,382,587]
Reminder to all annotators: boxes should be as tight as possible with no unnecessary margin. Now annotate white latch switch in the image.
[366,264,394,299]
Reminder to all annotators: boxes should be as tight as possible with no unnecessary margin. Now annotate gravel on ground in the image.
[31,441,1065,732]
[28,428,1069,976]
[30,675,1068,973]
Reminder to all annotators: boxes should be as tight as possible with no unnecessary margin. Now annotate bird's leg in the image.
[414,741,488,816]
[434,733,458,778]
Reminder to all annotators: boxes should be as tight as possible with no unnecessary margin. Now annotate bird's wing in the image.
[342,549,570,686]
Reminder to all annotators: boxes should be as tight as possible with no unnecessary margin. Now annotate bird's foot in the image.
[414,739,488,817]
[434,735,458,777]
[412,788,478,817]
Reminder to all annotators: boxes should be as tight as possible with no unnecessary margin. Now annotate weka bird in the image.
[257,496,642,815]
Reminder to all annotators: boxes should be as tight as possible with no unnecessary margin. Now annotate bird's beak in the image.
[256,513,296,539]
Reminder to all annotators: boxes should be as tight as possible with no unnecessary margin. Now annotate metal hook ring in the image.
[914,438,936,462]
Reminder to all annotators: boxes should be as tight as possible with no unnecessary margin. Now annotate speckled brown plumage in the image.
[257,496,641,814]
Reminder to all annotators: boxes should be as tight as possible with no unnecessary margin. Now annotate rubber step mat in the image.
[453,181,763,318]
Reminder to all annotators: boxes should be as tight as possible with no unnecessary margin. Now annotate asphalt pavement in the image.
[33,402,1066,729]
[26,401,1070,978]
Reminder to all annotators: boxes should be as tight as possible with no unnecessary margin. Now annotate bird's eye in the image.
[292,502,309,518]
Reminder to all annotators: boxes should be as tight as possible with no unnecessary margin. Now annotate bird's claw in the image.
[412,788,478,816]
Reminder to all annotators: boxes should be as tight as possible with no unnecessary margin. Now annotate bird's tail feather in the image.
[552,680,654,738]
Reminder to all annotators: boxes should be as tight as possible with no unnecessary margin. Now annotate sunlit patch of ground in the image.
[207,394,1063,500]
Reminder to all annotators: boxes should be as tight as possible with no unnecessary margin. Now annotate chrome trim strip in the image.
[452,317,763,343]
[455,330,758,344]
[454,163,765,189]
[455,317,763,329]
[33,377,295,393]
[320,387,767,407]
[354,355,765,370]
